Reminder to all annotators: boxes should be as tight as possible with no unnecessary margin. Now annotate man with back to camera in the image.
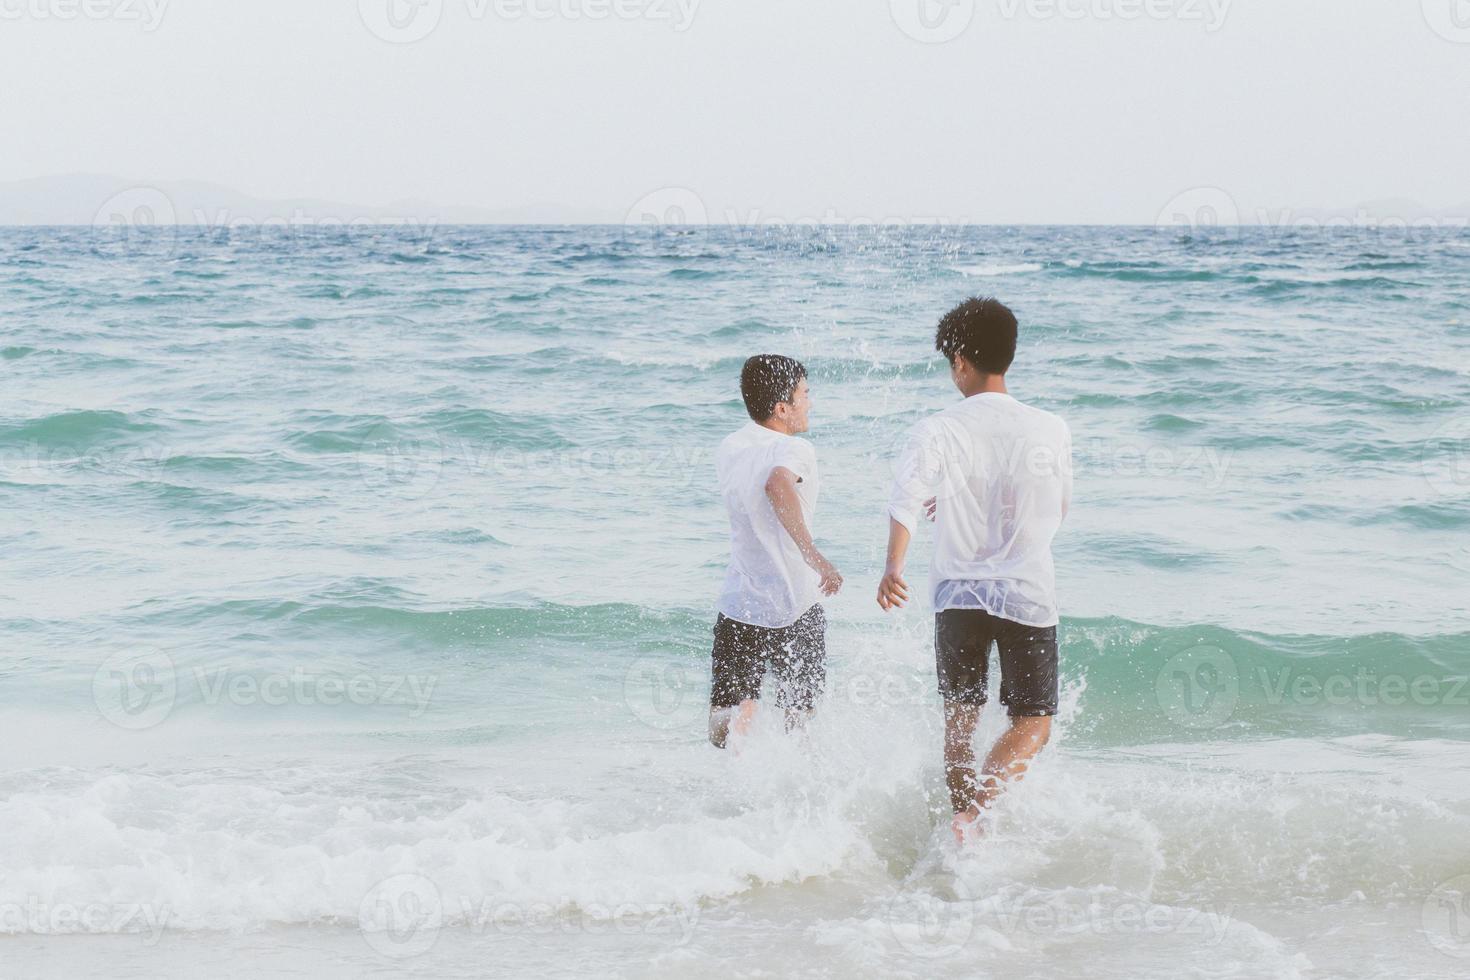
[709,355,844,749]
[878,297,1073,843]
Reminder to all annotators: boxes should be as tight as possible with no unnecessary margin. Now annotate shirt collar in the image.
[744,420,788,439]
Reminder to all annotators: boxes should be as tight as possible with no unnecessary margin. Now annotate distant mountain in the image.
[0,174,621,226]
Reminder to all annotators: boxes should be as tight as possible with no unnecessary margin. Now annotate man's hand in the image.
[813,556,844,596]
[877,564,910,610]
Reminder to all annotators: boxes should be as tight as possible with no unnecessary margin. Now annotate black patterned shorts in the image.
[709,604,826,711]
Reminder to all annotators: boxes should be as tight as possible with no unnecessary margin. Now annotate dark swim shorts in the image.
[710,603,827,712]
[935,607,1059,717]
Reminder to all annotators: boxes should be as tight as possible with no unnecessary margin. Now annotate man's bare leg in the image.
[709,699,759,749]
[947,703,1052,842]
[978,715,1052,807]
[784,707,814,735]
[944,701,982,840]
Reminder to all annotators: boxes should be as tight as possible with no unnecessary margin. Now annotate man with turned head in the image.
[879,297,1072,842]
[709,355,844,749]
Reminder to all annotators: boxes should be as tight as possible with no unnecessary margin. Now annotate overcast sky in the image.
[1,0,1466,223]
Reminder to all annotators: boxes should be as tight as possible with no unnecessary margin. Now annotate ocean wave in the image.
[1054,262,1226,283]
[953,262,1043,277]
[116,597,710,652]
[418,408,575,449]
[1363,500,1470,531]
[0,725,1462,936]
[94,595,1470,726]
[281,413,404,454]
[0,410,165,450]
[1141,412,1208,432]
[0,765,857,934]
[1059,617,1470,744]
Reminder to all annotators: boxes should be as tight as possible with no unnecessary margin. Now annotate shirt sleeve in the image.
[771,437,816,484]
[887,419,935,533]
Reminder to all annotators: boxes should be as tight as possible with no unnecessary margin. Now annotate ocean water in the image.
[1,223,1468,979]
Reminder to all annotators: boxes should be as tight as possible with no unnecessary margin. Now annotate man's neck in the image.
[759,419,795,436]
[960,375,1009,399]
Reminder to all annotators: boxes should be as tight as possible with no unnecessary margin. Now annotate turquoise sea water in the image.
[2,224,1468,978]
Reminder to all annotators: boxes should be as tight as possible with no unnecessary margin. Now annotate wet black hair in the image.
[740,354,807,422]
[935,296,1018,375]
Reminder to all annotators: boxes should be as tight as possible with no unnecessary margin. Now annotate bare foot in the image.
[726,699,759,756]
[950,804,987,846]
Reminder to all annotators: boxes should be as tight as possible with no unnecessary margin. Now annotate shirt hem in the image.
[931,598,1059,630]
[715,600,824,631]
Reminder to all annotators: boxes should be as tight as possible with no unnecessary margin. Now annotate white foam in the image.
[953,262,1044,277]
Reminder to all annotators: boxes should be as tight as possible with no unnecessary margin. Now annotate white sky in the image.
[1,0,1467,223]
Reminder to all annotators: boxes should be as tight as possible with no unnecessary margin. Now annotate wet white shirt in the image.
[716,421,822,629]
[888,392,1072,627]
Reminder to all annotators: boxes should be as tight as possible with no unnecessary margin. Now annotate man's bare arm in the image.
[766,467,842,596]
[877,517,912,610]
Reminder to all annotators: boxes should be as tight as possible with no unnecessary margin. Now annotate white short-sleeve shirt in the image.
[888,392,1072,628]
[715,421,823,629]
